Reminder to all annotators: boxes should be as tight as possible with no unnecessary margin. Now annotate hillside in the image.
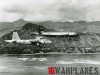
[0,21,100,53]
[0,19,28,37]
[1,20,100,37]
[0,22,100,54]
[1,22,54,40]
[37,21,100,33]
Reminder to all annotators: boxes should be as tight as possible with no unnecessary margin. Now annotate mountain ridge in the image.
[1,22,100,53]
[0,19,28,37]
[1,19,100,37]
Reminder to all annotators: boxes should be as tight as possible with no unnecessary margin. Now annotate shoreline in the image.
[1,53,100,56]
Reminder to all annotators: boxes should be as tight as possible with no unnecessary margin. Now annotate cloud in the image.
[0,0,100,22]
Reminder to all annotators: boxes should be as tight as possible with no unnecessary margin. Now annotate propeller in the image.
[12,41,16,44]
[38,26,44,35]
[36,41,43,47]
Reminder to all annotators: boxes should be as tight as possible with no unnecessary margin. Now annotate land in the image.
[0,20,100,54]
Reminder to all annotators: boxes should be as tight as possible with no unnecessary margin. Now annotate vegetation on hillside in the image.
[0,22,100,54]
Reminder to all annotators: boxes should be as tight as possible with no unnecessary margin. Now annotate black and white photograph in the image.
[0,0,100,75]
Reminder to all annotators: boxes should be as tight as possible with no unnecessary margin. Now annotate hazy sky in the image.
[0,0,100,22]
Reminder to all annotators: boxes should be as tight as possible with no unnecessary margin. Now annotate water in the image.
[0,54,100,75]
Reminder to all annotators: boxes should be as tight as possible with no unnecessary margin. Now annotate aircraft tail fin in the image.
[12,31,20,40]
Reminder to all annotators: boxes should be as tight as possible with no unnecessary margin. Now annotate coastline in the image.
[1,53,100,56]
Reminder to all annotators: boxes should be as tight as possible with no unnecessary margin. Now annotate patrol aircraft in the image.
[31,26,78,37]
[4,31,52,46]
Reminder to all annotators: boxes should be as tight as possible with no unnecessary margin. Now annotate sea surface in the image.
[0,54,100,75]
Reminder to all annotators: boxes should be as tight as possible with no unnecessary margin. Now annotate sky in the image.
[0,0,100,22]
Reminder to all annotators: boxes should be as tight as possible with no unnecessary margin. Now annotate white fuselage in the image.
[41,32,77,36]
[32,32,77,36]
[4,38,52,45]
[5,40,32,44]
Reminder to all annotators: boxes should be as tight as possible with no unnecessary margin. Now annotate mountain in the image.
[1,22,100,53]
[0,19,28,37]
[37,21,100,33]
[1,19,100,37]
[1,22,100,47]
[1,22,54,40]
